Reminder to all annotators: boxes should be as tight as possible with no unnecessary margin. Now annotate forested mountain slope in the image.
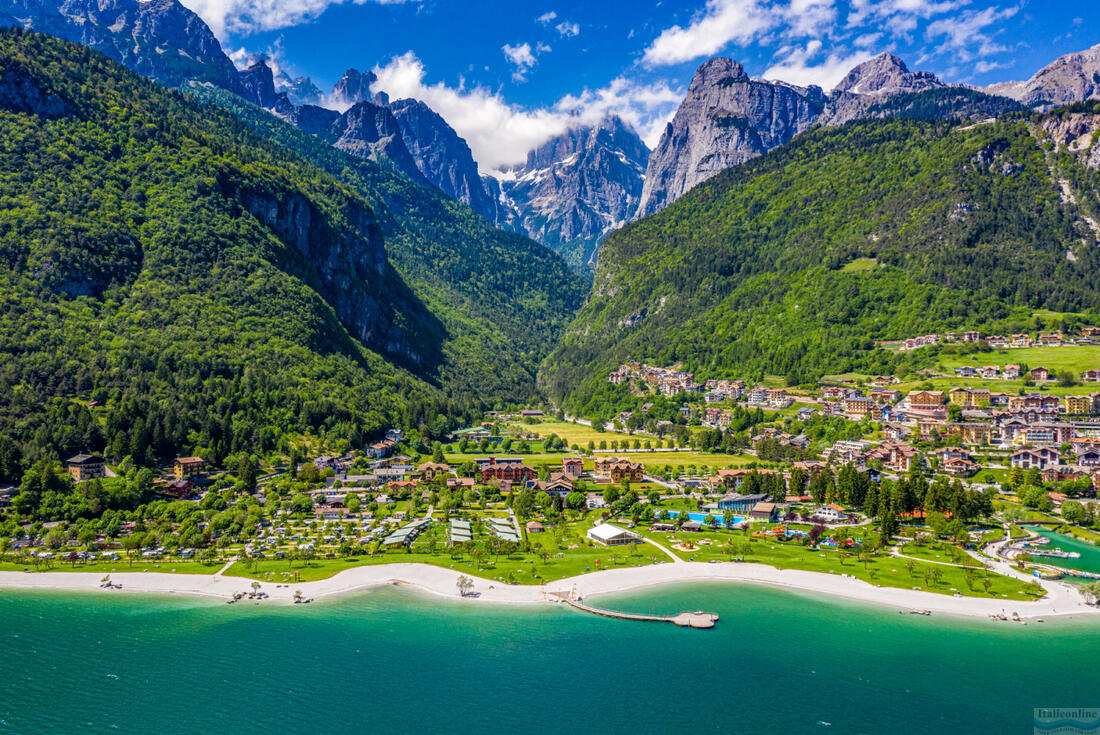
[541,115,1100,414]
[0,29,577,470]
[186,84,586,400]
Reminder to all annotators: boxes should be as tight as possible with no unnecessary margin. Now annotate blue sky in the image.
[179,0,1100,170]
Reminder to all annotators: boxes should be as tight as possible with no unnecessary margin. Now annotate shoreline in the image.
[1,560,1097,621]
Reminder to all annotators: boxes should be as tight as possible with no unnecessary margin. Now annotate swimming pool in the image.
[661,510,746,525]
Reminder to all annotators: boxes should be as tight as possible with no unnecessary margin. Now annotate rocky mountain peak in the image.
[636,56,825,218]
[688,57,749,92]
[240,60,277,108]
[985,43,1100,108]
[500,115,649,268]
[275,71,323,106]
[332,68,381,107]
[0,0,278,105]
[386,97,499,222]
[833,52,942,96]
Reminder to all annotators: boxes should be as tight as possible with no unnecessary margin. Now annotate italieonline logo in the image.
[1035,708,1100,734]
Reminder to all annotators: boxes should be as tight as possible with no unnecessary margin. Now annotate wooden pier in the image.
[548,592,718,629]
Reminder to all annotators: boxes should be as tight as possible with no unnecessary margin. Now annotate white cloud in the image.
[371,52,681,170]
[642,0,780,66]
[502,42,548,82]
[925,5,1019,61]
[763,40,873,89]
[974,59,1010,74]
[179,0,413,38]
[537,11,558,24]
[554,76,684,148]
[555,21,581,37]
[847,0,969,27]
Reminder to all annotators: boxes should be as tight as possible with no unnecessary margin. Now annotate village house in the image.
[1002,364,1021,379]
[750,502,778,522]
[869,388,902,404]
[1043,466,1089,484]
[963,330,981,342]
[843,395,873,418]
[1030,366,1051,382]
[1065,395,1093,415]
[532,473,574,497]
[1082,369,1100,383]
[811,504,849,523]
[416,462,451,481]
[172,456,204,480]
[907,390,946,409]
[1038,333,1064,346]
[365,437,397,459]
[822,440,869,466]
[1007,394,1062,411]
[1017,422,1076,445]
[883,423,908,441]
[957,423,994,445]
[477,457,535,484]
[562,457,584,478]
[161,478,194,498]
[446,476,476,491]
[865,441,919,472]
[66,454,106,482]
[593,457,644,482]
[314,507,343,522]
[1010,446,1061,469]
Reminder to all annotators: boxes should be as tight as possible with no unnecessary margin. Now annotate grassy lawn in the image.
[899,542,982,567]
[840,257,879,272]
[507,419,637,448]
[937,345,1100,374]
[223,545,666,585]
[610,451,758,471]
[637,527,1042,600]
[971,468,1008,484]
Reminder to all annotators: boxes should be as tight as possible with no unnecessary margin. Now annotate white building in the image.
[587,523,641,546]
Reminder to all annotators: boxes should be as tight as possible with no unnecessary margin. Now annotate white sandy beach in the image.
[0,559,1096,621]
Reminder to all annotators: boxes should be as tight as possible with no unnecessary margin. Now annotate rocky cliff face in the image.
[331,68,387,107]
[388,98,499,221]
[324,101,430,185]
[986,44,1100,107]
[0,0,258,101]
[236,185,425,365]
[1040,112,1100,169]
[636,53,1019,216]
[499,115,649,268]
[239,60,277,109]
[636,57,826,218]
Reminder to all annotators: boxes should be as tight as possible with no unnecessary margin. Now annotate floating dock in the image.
[548,592,718,629]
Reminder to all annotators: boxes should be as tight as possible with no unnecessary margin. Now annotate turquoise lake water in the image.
[1024,526,1100,575]
[2,582,1099,733]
